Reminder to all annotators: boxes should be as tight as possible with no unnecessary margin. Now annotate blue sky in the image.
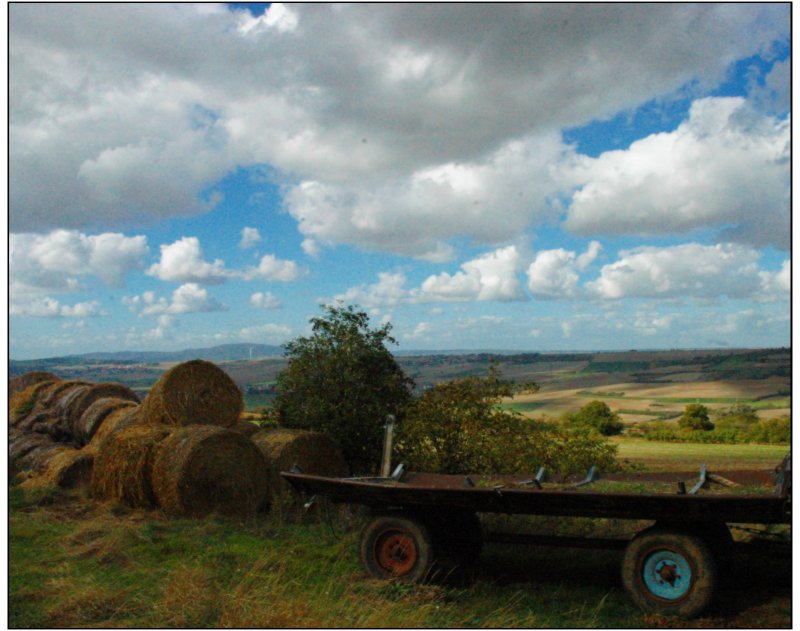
[8,4,791,359]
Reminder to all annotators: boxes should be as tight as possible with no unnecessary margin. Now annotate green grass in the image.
[611,439,789,470]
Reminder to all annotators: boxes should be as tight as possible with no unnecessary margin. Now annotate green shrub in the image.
[678,404,714,431]
[396,368,617,476]
[566,400,624,436]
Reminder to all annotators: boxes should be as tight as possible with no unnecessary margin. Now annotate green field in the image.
[612,438,789,470]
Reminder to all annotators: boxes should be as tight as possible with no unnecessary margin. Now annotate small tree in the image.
[568,400,624,436]
[397,367,617,476]
[275,304,413,474]
[678,404,714,431]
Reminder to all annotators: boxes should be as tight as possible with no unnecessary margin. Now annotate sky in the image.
[7,3,792,359]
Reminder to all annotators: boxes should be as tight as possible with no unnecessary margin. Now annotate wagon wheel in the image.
[360,515,434,582]
[622,527,718,618]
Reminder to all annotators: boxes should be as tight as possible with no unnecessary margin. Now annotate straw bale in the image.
[20,448,95,490]
[251,429,348,506]
[152,425,267,517]
[232,420,260,437]
[9,380,58,428]
[9,433,54,467]
[76,398,139,446]
[38,380,92,410]
[16,443,72,476]
[86,405,143,453]
[65,383,140,435]
[9,371,60,397]
[140,360,243,428]
[90,424,174,508]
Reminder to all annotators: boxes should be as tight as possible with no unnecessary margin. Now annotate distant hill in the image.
[10,343,285,369]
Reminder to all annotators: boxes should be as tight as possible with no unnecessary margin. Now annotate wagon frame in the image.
[283,454,790,618]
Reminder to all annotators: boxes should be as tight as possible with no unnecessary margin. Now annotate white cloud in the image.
[10,3,788,251]
[10,297,101,318]
[238,323,292,343]
[147,237,232,284]
[301,238,321,259]
[239,227,262,249]
[243,254,305,282]
[10,229,149,293]
[124,283,225,316]
[586,243,778,301]
[335,272,411,309]
[564,97,790,249]
[420,245,526,302]
[250,291,282,309]
[527,241,601,299]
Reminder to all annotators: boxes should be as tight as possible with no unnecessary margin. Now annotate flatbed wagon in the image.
[283,456,790,618]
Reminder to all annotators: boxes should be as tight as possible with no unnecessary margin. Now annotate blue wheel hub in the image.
[642,549,693,601]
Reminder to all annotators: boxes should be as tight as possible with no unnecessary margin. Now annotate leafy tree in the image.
[678,403,714,431]
[275,304,413,474]
[396,367,616,476]
[568,400,624,436]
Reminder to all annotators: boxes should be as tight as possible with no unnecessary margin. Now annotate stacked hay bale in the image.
[152,425,267,517]
[251,428,349,508]
[139,360,242,428]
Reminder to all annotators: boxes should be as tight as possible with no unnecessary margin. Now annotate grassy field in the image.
[9,479,790,629]
[612,438,789,471]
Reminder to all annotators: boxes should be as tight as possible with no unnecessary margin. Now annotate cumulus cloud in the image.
[147,237,232,284]
[250,291,282,309]
[527,241,601,299]
[10,298,101,318]
[586,243,787,301]
[242,254,305,282]
[124,283,225,316]
[564,97,790,249]
[239,227,262,249]
[10,3,788,253]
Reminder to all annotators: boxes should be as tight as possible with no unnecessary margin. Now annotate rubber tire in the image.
[622,528,718,618]
[360,515,435,582]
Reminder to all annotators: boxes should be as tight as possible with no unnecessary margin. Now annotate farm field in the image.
[612,438,790,471]
[503,376,790,424]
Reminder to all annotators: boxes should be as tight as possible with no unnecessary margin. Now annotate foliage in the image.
[566,400,624,436]
[396,367,616,476]
[641,415,790,445]
[678,404,714,431]
[275,305,413,474]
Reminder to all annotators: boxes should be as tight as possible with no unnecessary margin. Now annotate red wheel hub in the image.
[374,528,418,576]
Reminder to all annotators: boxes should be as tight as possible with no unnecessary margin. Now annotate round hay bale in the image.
[232,420,260,437]
[9,371,60,397]
[86,405,143,453]
[251,429,348,506]
[139,360,243,428]
[9,380,58,427]
[50,384,93,439]
[21,448,95,489]
[152,425,267,518]
[9,433,54,468]
[90,424,174,508]
[65,383,140,435]
[16,443,72,476]
[76,398,139,446]
[38,380,92,410]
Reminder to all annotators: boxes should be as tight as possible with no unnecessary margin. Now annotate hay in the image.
[86,405,143,453]
[21,449,95,489]
[9,433,54,467]
[65,383,140,436]
[9,371,60,397]
[139,360,243,428]
[152,425,267,518]
[16,443,73,476]
[232,420,260,437]
[76,398,139,446]
[38,380,92,410]
[250,428,348,506]
[90,424,174,508]
[9,380,57,427]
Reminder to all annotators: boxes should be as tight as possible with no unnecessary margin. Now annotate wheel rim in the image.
[640,547,694,602]
[374,528,418,576]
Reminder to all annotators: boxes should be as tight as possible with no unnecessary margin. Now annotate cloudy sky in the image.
[8,3,791,359]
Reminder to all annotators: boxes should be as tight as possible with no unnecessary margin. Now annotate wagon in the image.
[283,454,790,618]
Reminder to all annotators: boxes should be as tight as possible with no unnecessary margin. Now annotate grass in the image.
[611,438,789,471]
[9,437,792,629]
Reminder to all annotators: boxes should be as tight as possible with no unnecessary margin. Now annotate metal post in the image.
[380,415,396,477]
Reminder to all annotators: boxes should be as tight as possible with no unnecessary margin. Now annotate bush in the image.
[275,305,413,474]
[396,368,617,476]
[678,404,714,431]
[566,400,624,436]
